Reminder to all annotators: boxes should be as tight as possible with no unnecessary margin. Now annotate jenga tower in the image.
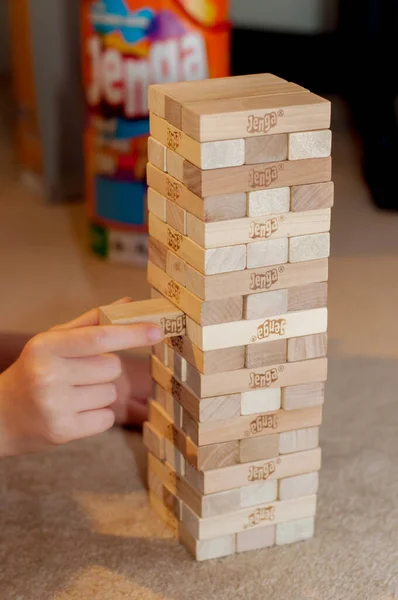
[100,73,332,561]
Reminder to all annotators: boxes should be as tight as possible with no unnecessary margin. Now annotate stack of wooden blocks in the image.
[100,72,333,561]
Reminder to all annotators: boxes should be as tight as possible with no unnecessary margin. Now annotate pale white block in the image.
[202,139,245,170]
[247,187,290,217]
[240,480,278,508]
[196,535,236,561]
[279,427,319,455]
[241,388,281,415]
[147,188,166,222]
[247,237,288,269]
[289,130,332,160]
[205,244,247,275]
[276,517,315,545]
[244,289,288,319]
[279,472,319,500]
[289,233,330,263]
[236,526,275,552]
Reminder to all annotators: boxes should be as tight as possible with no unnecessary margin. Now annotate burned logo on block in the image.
[160,315,186,336]
[171,376,182,402]
[245,505,276,529]
[250,268,279,291]
[167,228,182,252]
[247,112,278,135]
[248,165,280,189]
[167,127,182,151]
[249,368,279,389]
[252,318,286,343]
[249,218,279,239]
[171,335,184,353]
[166,177,181,201]
[248,460,277,482]
[165,280,180,303]
[249,413,279,435]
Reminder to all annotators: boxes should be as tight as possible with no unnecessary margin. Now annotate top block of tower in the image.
[148,73,331,142]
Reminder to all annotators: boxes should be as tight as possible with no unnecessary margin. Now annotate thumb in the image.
[50,297,132,331]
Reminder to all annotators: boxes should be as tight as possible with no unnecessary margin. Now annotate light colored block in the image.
[241,388,281,415]
[153,341,167,365]
[279,426,319,455]
[166,253,186,286]
[204,193,247,222]
[244,289,288,320]
[202,139,245,169]
[288,333,328,362]
[240,480,278,508]
[282,382,325,411]
[179,525,236,561]
[239,434,279,463]
[148,188,166,222]
[247,237,288,269]
[289,130,332,160]
[166,199,186,234]
[148,136,166,171]
[143,422,165,461]
[291,181,334,212]
[245,338,287,369]
[166,147,185,181]
[205,244,247,275]
[173,353,187,382]
[236,525,275,552]
[247,187,290,217]
[289,233,330,263]
[245,134,288,164]
[276,517,315,545]
[279,472,319,500]
[164,438,185,476]
[287,282,328,312]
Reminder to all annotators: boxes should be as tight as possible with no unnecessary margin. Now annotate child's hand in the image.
[0,299,163,457]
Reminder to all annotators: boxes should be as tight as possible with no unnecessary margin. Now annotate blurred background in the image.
[0,0,397,341]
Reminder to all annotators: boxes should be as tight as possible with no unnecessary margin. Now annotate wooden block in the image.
[150,112,245,170]
[173,353,187,382]
[166,252,186,287]
[192,439,239,471]
[150,287,163,300]
[239,435,279,464]
[148,237,167,272]
[289,233,330,263]
[244,289,288,320]
[247,238,288,269]
[186,208,331,249]
[179,524,236,561]
[204,193,247,222]
[148,74,291,125]
[143,422,165,461]
[186,257,329,302]
[288,333,328,362]
[165,147,185,182]
[240,480,278,508]
[153,341,167,365]
[147,164,204,220]
[182,357,328,398]
[245,338,287,369]
[236,525,275,553]
[186,447,321,495]
[190,406,322,447]
[149,491,179,537]
[241,388,281,415]
[99,298,185,338]
[163,393,183,428]
[147,188,166,221]
[282,382,325,411]
[279,472,319,500]
[186,307,327,351]
[164,438,185,477]
[148,137,166,171]
[291,181,334,212]
[289,130,332,160]
[166,199,186,235]
[182,494,317,540]
[149,212,246,275]
[181,92,330,142]
[166,336,245,375]
[287,282,328,312]
[200,296,243,326]
[279,426,319,455]
[276,516,315,546]
[182,157,332,197]
[166,346,174,371]
[245,134,288,165]
[247,187,290,217]
[198,394,241,423]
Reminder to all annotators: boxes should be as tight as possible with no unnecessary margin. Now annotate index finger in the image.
[47,323,164,358]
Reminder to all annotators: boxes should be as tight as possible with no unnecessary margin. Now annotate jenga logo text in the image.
[166,178,181,201]
[167,423,178,444]
[246,505,276,529]
[249,218,278,239]
[160,315,186,335]
[247,112,278,135]
[171,377,182,402]
[166,281,180,303]
[249,413,279,434]
[171,335,184,353]
[167,128,182,151]
[255,318,286,341]
[248,460,276,482]
[248,165,279,189]
[167,228,182,252]
[250,269,279,291]
[249,368,279,389]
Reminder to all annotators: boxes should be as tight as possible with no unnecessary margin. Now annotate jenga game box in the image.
[81,0,231,265]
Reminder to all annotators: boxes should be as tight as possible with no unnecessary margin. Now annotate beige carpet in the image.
[1,91,398,600]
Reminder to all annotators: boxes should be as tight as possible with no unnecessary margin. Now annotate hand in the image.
[0,299,163,457]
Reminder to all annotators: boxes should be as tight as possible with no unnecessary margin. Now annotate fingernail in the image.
[148,326,164,343]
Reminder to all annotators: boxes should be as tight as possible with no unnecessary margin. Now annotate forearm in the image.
[0,332,32,373]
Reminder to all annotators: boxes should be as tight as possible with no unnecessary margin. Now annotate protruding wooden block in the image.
[148,136,166,171]
[143,422,165,461]
[279,426,319,455]
[236,525,275,553]
[291,181,334,212]
[287,282,328,312]
[279,472,319,500]
[246,237,288,269]
[179,525,236,561]
[239,434,279,463]
[247,187,290,217]
[244,289,288,320]
[241,388,281,415]
[289,233,330,263]
[288,333,328,362]
[99,298,185,338]
[166,199,186,235]
[245,134,288,165]
[289,130,332,160]
[282,382,325,411]
[276,516,315,545]
[147,188,166,222]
